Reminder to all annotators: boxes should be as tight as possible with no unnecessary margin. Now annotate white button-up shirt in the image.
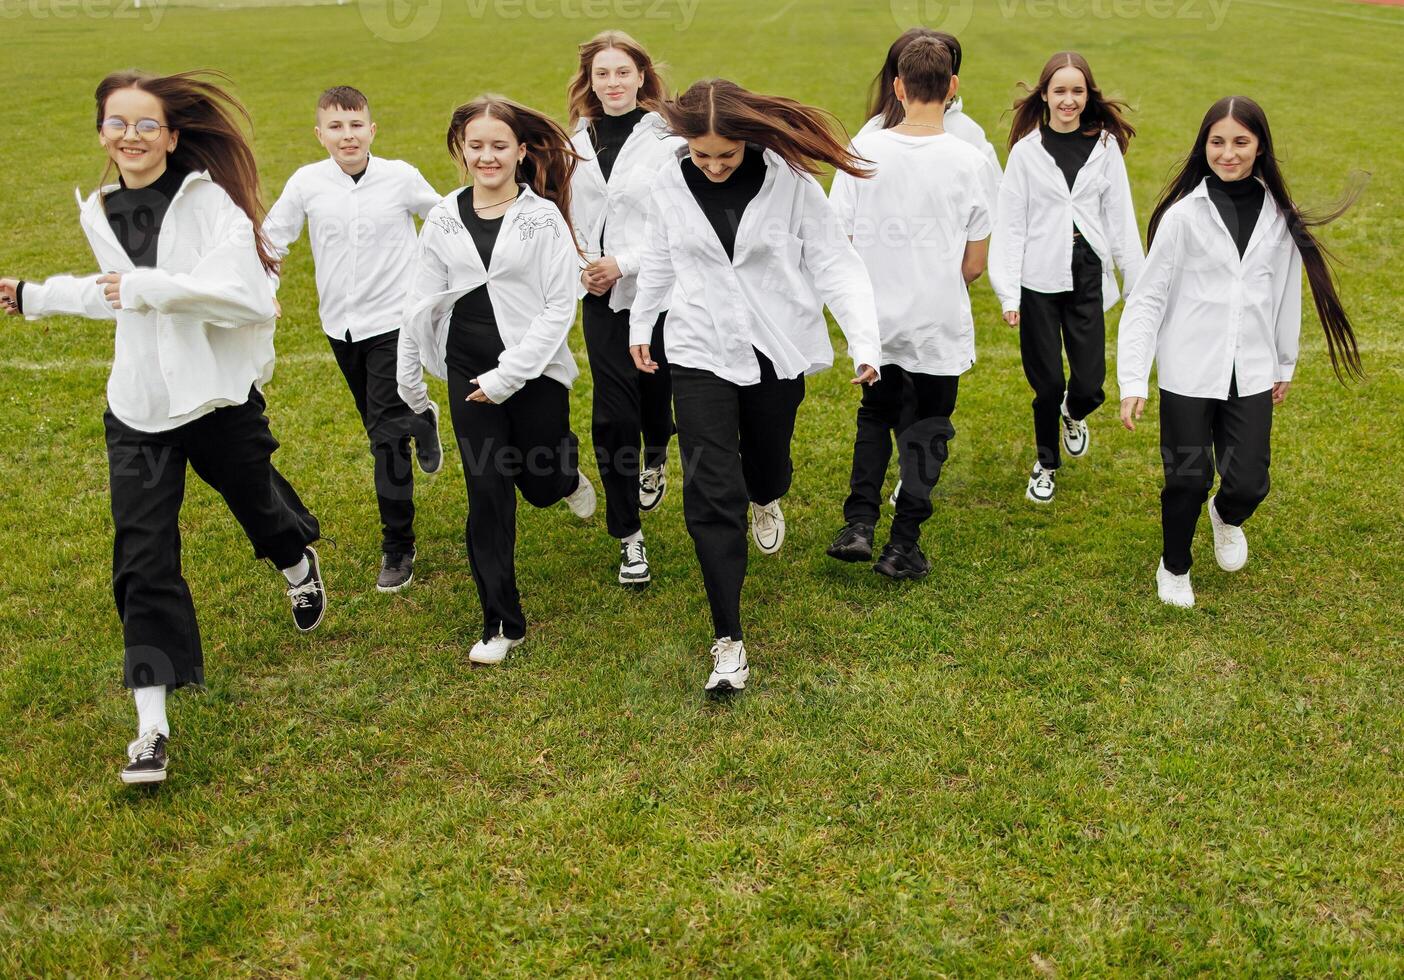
[264,155,440,342]
[1117,178,1301,401]
[569,112,685,313]
[23,171,277,432]
[856,98,1003,209]
[629,147,882,386]
[989,128,1144,314]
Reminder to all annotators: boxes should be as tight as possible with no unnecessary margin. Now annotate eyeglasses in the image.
[99,117,170,142]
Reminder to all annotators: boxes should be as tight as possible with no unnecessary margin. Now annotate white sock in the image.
[622,530,643,547]
[133,685,169,737]
[281,555,310,584]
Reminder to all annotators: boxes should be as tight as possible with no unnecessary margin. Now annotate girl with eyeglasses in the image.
[0,70,326,786]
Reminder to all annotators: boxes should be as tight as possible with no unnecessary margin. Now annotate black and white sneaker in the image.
[1060,396,1089,458]
[618,538,651,588]
[415,400,444,475]
[705,637,749,695]
[750,499,785,554]
[826,521,875,563]
[287,546,326,632]
[639,464,667,512]
[121,729,168,785]
[377,549,415,593]
[1026,464,1056,504]
[873,542,930,580]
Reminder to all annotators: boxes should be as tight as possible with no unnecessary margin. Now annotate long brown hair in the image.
[1007,52,1135,153]
[446,95,581,245]
[566,30,667,127]
[1148,96,1363,382]
[95,69,278,274]
[867,28,963,128]
[658,79,870,179]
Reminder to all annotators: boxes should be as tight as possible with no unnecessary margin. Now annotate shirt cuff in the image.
[1118,382,1150,401]
[1275,364,1296,383]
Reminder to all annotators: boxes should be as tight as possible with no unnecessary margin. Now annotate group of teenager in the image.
[0,26,1363,785]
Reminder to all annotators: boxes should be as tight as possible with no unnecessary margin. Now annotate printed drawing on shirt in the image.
[518,211,560,242]
[432,213,461,236]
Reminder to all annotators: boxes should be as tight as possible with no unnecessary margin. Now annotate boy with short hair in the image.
[826,37,994,580]
[264,85,443,592]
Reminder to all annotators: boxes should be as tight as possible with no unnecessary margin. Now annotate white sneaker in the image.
[618,537,650,587]
[1025,464,1056,504]
[1060,396,1089,458]
[1208,496,1248,572]
[750,499,785,554]
[639,464,667,512]
[469,629,524,665]
[889,480,902,507]
[563,472,597,519]
[705,637,749,693]
[1156,559,1195,608]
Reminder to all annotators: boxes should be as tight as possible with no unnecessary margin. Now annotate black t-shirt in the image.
[590,107,646,183]
[1039,124,1099,191]
[682,143,767,262]
[446,189,508,377]
[1205,172,1266,259]
[103,164,189,267]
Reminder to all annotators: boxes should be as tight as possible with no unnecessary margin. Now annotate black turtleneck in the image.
[1040,124,1098,191]
[1205,172,1265,259]
[103,164,189,267]
[682,144,767,261]
[590,107,645,182]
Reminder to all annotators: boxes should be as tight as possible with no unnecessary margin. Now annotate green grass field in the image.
[2,0,1402,972]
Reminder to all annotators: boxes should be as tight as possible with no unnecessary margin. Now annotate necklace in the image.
[898,122,944,131]
[473,191,519,213]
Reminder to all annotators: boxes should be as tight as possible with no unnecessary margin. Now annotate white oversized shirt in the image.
[1117,178,1302,401]
[568,112,685,312]
[629,147,882,386]
[397,185,579,408]
[23,171,277,432]
[263,154,440,341]
[855,98,1003,208]
[989,128,1144,314]
[829,131,993,376]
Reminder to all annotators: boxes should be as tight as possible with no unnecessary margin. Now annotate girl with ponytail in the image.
[1117,96,1363,608]
[397,95,596,667]
[627,78,882,695]
[0,70,326,786]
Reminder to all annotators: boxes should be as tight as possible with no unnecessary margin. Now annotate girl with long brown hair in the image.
[397,95,595,667]
[0,69,326,786]
[988,51,1144,505]
[627,78,882,695]
[1117,96,1363,608]
[566,30,683,590]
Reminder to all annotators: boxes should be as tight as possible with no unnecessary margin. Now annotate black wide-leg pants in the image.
[670,352,804,641]
[105,389,321,689]
[1159,378,1273,575]
[1018,236,1106,471]
[581,295,674,540]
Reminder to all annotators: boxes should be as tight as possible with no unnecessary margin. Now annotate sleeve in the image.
[988,147,1028,314]
[120,196,275,327]
[473,208,577,404]
[1103,142,1145,294]
[797,175,882,373]
[1272,237,1303,383]
[396,222,449,414]
[19,273,117,322]
[827,168,858,238]
[628,191,676,346]
[404,165,442,220]
[1116,212,1181,401]
[261,175,306,295]
[967,161,994,241]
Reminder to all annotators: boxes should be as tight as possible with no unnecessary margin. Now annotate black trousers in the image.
[328,328,436,555]
[843,366,959,547]
[105,389,321,690]
[581,296,674,539]
[1018,236,1105,470]
[447,369,580,643]
[671,352,805,641]
[1159,379,1273,575]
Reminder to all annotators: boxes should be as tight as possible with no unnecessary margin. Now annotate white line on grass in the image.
[1233,0,1404,26]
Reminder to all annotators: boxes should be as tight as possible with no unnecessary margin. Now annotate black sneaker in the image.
[415,400,443,475]
[121,730,168,785]
[287,546,326,632]
[826,521,875,563]
[873,542,930,581]
[377,549,415,593]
